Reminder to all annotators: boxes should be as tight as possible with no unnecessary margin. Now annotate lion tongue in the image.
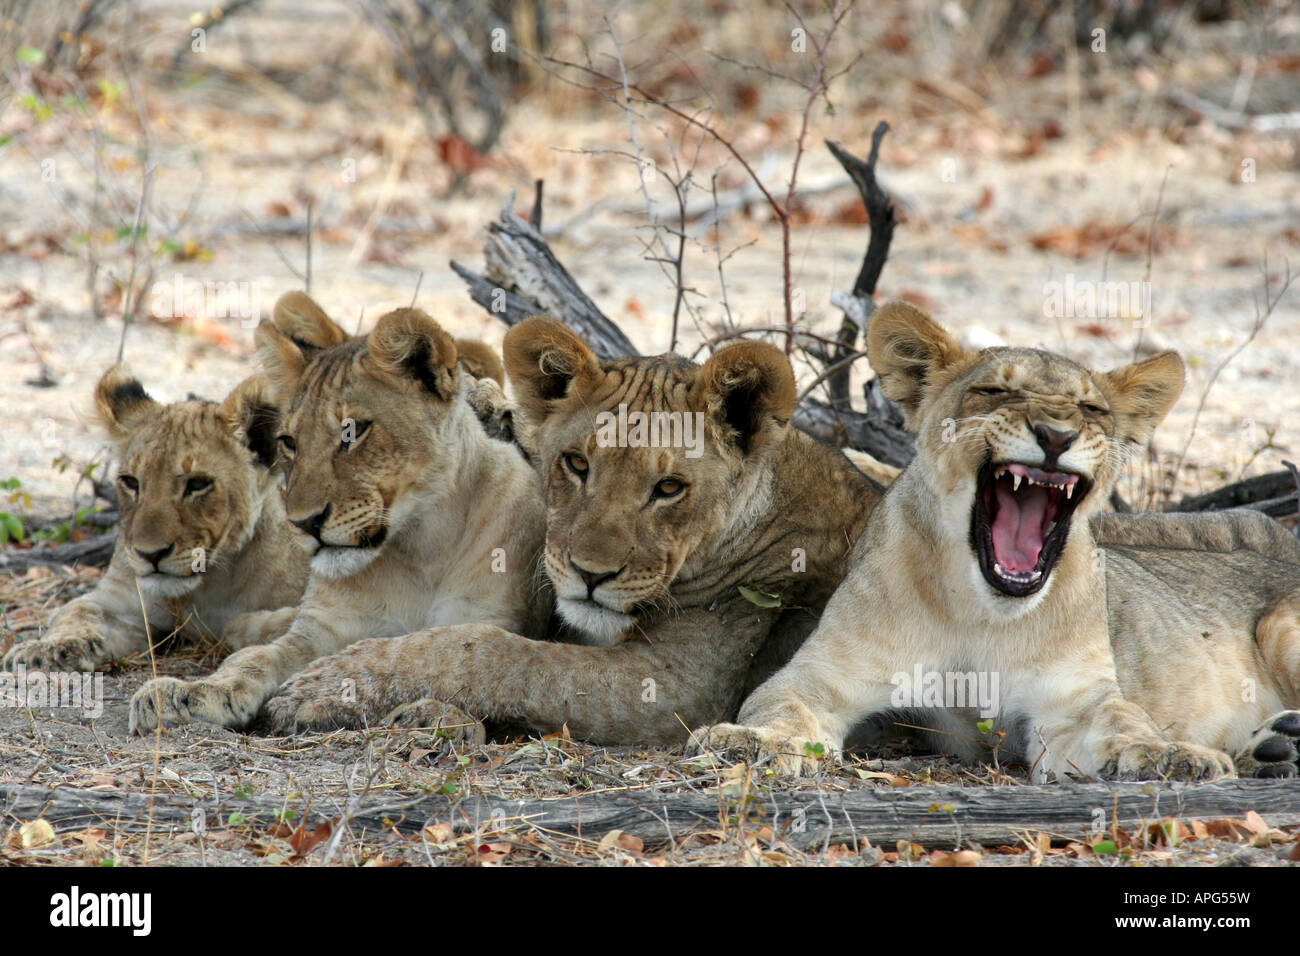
[991,479,1048,573]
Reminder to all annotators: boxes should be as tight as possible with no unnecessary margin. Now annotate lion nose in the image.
[291,504,331,542]
[1033,424,1078,462]
[135,544,174,569]
[570,560,624,598]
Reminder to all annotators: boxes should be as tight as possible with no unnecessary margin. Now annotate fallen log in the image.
[4,778,1297,851]
[0,532,116,574]
[1172,468,1298,517]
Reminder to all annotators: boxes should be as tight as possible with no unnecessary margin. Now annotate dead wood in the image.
[5,778,1298,851]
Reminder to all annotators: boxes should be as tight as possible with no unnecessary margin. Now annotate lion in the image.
[254,316,883,744]
[691,301,1300,781]
[2,367,309,674]
[129,292,544,736]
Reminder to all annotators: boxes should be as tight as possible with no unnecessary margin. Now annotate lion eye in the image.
[972,386,1008,397]
[117,475,139,495]
[563,453,589,478]
[653,478,685,499]
[278,434,297,455]
[185,476,213,496]
[1082,402,1108,415]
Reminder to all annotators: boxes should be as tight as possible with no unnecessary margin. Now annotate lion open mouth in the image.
[972,461,1091,596]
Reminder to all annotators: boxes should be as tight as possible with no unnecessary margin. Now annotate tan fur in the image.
[129,294,542,734]
[690,302,1300,781]
[4,368,308,674]
[255,317,881,744]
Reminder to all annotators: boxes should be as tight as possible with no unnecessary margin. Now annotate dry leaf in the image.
[20,819,56,848]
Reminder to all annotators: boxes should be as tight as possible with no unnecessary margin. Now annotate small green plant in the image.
[0,477,30,544]
[803,740,826,759]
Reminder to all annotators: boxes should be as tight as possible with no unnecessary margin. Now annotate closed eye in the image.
[1082,402,1109,415]
[972,386,1009,397]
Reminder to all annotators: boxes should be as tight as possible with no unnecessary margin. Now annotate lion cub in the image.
[693,302,1288,782]
[129,293,543,734]
[3,368,308,674]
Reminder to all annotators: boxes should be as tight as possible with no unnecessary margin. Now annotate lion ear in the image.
[503,317,601,421]
[366,308,459,400]
[694,341,796,456]
[255,293,346,399]
[94,365,161,444]
[220,374,281,469]
[453,338,505,386]
[866,300,967,424]
[1098,350,1184,445]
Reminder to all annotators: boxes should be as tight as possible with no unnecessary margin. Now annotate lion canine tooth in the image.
[1065,483,1074,499]
[1012,474,1022,491]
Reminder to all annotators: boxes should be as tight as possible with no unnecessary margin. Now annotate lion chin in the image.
[556,597,636,646]
[309,547,381,580]
[137,573,204,600]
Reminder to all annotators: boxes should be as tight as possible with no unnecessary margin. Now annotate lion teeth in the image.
[993,562,1043,583]
[1012,474,1022,491]
[1065,483,1074,499]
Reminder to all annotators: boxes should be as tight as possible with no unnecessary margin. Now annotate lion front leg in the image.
[1024,674,1234,782]
[221,607,298,652]
[3,561,162,673]
[130,610,361,734]
[262,621,732,745]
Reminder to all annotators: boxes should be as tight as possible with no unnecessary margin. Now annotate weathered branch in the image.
[454,196,915,466]
[449,197,637,362]
[824,128,898,421]
[1172,468,1300,518]
[0,533,116,574]
[5,779,1298,851]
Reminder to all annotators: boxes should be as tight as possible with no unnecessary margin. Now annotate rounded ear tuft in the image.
[694,340,796,456]
[221,374,282,469]
[367,308,459,399]
[866,301,966,424]
[270,292,348,350]
[94,365,161,443]
[503,317,601,420]
[1099,350,1185,445]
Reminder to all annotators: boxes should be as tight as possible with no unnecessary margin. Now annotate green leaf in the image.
[98,858,116,867]
[738,585,781,609]
[976,719,994,734]
[0,134,11,149]
[3,513,24,542]
[1091,839,1117,855]
[226,812,246,826]
[17,47,44,65]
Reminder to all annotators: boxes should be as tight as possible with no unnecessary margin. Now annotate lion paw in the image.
[4,633,106,673]
[687,722,835,777]
[381,698,485,747]
[259,658,370,735]
[1107,740,1235,782]
[1234,710,1300,779]
[129,676,255,735]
